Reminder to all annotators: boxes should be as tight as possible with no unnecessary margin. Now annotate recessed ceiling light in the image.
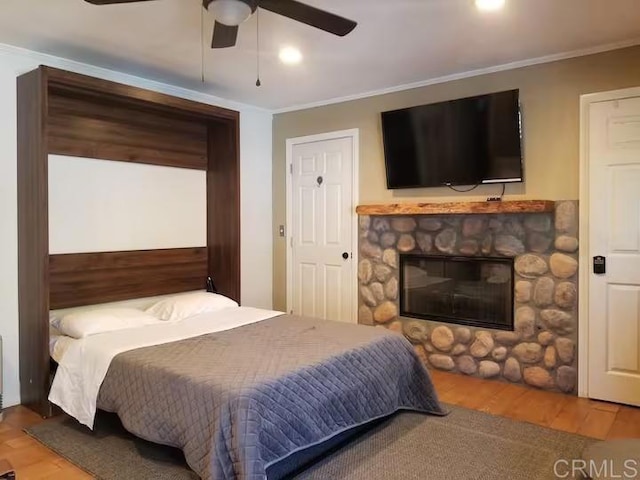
[475,0,505,11]
[279,46,303,65]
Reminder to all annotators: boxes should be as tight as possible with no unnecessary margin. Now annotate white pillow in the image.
[53,308,160,339]
[145,292,239,322]
[49,290,205,325]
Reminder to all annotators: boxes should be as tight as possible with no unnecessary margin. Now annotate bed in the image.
[48,293,445,480]
[17,66,443,480]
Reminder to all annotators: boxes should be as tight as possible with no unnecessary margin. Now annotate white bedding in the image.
[50,331,75,364]
[49,306,283,429]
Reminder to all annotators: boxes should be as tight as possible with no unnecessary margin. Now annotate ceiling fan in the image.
[84,0,358,49]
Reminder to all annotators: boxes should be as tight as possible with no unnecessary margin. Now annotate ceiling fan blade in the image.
[259,0,356,36]
[211,22,239,48]
[84,0,156,4]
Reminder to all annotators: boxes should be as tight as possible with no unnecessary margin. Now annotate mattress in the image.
[50,309,444,480]
[50,306,280,427]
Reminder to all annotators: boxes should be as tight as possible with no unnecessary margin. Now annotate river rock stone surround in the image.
[358,201,579,394]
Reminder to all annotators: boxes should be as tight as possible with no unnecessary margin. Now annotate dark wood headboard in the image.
[49,247,208,309]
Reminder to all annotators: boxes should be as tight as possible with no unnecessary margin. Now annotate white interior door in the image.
[290,135,354,322]
[587,93,640,407]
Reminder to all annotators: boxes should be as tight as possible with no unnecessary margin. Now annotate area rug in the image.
[26,405,594,480]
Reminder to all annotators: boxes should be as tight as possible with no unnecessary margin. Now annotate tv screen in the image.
[381,90,523,189]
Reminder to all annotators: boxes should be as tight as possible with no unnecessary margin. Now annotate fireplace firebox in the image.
[399,254,514,330]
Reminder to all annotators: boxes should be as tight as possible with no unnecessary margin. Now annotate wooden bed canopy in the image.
[17,66,241,416]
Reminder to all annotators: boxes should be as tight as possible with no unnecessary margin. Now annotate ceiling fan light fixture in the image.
[475,0,505,11]
[208,0,252,27]
[279,46,303,65]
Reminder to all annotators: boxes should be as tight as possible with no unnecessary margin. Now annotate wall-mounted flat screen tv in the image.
[381,89,523,189]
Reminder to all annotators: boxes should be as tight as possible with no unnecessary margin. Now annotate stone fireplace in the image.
[357,201,579,394]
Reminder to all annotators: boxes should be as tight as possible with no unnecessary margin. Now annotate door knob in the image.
[342,252,349,260]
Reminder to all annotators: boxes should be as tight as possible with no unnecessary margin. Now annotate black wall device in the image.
[206,276,217,293]
[593,256,606,274]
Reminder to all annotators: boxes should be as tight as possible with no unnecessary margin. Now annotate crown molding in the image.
[3,36,640,115]
[0,42,271,114]
[273,37,640,114]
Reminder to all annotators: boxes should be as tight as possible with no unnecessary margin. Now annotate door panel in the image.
[299,187,317,245]
[325,183,342,245]
[324,264,343,321]
[291,136,354,322]
[607,285,640,373]
[588,95,640,406]
[299,262,317,317]
[609,167,640,252]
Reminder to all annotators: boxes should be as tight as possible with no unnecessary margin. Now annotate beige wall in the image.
[272,46,640,310]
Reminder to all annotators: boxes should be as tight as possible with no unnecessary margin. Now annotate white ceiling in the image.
[1,0,639,110]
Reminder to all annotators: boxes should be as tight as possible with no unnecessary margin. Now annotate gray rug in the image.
[27,405,594,480]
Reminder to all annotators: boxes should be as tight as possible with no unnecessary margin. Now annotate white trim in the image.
[285,129,360,323]
[581,85,640,105]
[578,85,640,398]
[4,37,640,114]
[578,94,590,399]
[0,42,269,114]
[274,37,640,114]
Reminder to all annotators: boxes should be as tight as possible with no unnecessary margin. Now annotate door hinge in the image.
[289,163,293,174]
[290,236,293,248]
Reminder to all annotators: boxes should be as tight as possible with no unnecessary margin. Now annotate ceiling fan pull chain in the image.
[200,3,205,83]
[256,6,261,87]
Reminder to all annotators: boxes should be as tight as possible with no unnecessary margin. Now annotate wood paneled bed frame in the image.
[49,248,209,309]
[17,66,241,416]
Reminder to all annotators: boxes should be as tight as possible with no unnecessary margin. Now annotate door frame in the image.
[285,128,360,322]
[578,86,640,397]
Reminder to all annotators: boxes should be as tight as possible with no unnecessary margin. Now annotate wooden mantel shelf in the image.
[356,200,555,216]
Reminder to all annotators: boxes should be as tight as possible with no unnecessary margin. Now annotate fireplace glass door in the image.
[400,254,514,330]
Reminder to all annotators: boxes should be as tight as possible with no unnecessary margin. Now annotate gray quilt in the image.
[97,314,445,480]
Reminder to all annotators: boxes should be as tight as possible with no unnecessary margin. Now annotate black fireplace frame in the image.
[398,253,515,331]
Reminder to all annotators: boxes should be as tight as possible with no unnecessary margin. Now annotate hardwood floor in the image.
[0,407,90,479]
[431,370,640,439]
[1,371,639,479]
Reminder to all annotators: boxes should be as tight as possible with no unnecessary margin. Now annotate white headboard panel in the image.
[48,155,206,254]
